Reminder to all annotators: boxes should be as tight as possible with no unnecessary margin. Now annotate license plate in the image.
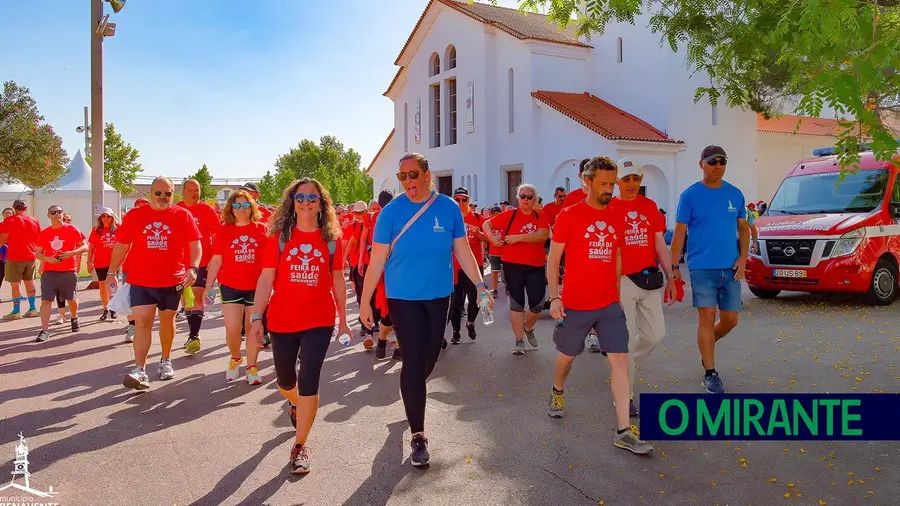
[773,269,807,278]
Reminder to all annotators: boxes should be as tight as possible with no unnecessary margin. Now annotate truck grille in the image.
[764,276,820,286]
[766,239,816,266]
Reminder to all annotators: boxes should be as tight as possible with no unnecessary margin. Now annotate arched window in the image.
[565,177,571,192]
[446,45,457,70]
[616,37,623,63]
[430,53,441,77]
[466,175,472,191]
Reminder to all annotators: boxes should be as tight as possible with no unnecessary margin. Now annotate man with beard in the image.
[545,156,653,456]
[108,177,202,390]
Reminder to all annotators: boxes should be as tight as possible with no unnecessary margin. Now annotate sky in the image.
[1,0,524,180]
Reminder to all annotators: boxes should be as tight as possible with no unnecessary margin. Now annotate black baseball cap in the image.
[241,182,260,193]
[701,145,728,162]
[500,200,509,206]
[453,187,469,197]
[12,199,27,210]
[377,190,393,208]
[490,205,502,213]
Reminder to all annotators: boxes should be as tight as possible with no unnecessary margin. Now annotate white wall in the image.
[756,132,834,203]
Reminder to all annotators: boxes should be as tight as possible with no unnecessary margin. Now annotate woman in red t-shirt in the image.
[448,187,488,344]
[205,189,268,385]
[249,177,350,475]
[88,209,119,320]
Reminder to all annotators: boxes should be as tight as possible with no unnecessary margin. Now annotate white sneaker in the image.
[55,315,65,325]
[226,357,242,382]
[586,333,603,353]
[125,325,135,343]
[158,359,175,380]
[123,367,151,390]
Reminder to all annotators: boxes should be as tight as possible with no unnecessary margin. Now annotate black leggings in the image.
[448,269,478,332]
[502,262,546,313]
[270,326,333,396]
[388,296,451,433]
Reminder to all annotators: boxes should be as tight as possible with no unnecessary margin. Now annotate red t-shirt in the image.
[258,206,273,226]
[176,201,221,267]
[562,188,587,209]
[0,213,41,262]
[488,208,549,267]
[347,215,370,267]
[115,205,202,288]
[38,224,85,273]
[552,202,625,310]
[542,202,563,226]
[340,214,353,240]
[454,212,484,270]
[261,230,343,333]
[88,227,117,268]
[610,196,666,275]
[212,222,269,290]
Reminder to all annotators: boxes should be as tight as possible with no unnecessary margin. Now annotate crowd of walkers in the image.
[0,144,750,473]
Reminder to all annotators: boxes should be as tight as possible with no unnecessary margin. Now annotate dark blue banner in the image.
[638,393,900,440]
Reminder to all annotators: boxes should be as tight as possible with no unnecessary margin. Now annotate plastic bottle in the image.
[203,290,217,310]
[479,296,494,325]
[338,333,351,347]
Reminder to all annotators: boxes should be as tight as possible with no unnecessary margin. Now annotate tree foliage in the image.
[0,81,69,188]
[510,0,900,168]
[183,164,216,200]
[259,136,373,205]
[85,123,142,195]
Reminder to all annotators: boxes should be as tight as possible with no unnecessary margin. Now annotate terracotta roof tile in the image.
[394,0,588,65]
[531,91,682,143]
[366,129,395,173]
[756,113,846,137]
[384,67,406,96]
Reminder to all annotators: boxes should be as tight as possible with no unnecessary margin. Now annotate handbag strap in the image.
[389,191,439,253]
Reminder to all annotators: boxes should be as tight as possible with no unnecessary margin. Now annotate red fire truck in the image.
[747,147,900,305]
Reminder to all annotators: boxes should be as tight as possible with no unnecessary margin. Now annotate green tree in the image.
[510,0,900,168]
[256,170,280,204]
[183,164,216,200]
[0,81,69,188]
[85,123,142,195]
[270,136,373,204]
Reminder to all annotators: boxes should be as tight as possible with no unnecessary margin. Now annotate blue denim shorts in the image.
[689,269,742,311]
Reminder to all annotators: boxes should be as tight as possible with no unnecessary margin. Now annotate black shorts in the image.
[192,266,208,288]
[95,266,110,281]
[502,261,546,313]
[130,284,182,311]
[220,284,255,306]
[41,271,77,302]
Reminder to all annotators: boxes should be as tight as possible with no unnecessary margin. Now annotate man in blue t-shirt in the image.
[670,145,749,395]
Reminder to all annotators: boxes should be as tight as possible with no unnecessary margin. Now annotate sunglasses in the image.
[454,196,469,203]
[153,190,174,197]
[100,214,112,218]
[518,194,535,201]
[707,158,727,166]
[232,202,252,210]
[293,193,320,204]
[49,210,63,215]
[396,170,422,181]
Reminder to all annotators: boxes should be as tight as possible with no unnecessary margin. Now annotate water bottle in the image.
[338,333,351,347]
[203,290,216,310]
[479,296,494,325]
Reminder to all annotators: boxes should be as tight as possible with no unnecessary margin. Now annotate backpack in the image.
[278,230,337,270]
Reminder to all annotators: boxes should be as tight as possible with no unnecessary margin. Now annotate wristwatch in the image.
[250,313,263,324]
[188,266,200,275]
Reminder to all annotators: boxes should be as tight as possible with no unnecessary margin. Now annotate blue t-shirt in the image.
[373,192,465,300]
[675,181,746,270]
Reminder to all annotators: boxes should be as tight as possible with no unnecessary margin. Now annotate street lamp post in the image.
[76,106,90,154]
[90,0,105,217]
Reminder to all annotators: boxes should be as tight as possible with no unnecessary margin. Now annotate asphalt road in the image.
[0,277,897,506]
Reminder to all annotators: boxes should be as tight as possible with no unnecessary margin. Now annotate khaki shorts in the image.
[5,260,37,283]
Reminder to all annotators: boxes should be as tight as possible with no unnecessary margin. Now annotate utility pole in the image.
[90,0,105,216]
[83,106,90,154]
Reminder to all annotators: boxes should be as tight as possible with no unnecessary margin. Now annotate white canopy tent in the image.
[33,150,120,236]
[0,181,34,213]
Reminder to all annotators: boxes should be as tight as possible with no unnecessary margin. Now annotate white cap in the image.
[617,158,643,178]
[353,200,367,213]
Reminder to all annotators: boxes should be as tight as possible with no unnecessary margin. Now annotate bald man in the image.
[108,177,202,390]
[176,178,222,354]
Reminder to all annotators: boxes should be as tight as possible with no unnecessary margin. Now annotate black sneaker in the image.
[109,311,117,320]
[466,322,477,340]
[71,318,80,332]
[450,331,461,345]
[375,339,387,359]
[629,399,639,417]
[100,310,109,321]
[392,348,403,361]
[410,434,430,467]
[441,338,448,350]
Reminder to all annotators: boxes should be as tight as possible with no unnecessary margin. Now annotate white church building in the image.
[366,0,847,221]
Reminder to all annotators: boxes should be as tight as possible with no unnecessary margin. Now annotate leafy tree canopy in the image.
[508,0,900,168]
[183,164,216,200]
[0,81,69,188]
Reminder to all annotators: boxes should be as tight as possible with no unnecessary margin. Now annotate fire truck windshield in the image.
[768,169,889,215]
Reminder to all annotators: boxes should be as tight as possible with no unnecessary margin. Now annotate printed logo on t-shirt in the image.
[49,236,64,254]
[285,243,326,286]
[231,235,259,263]
[728,200,737,213]
[519,222,537,234]
[143,221,172,250]
[624,210,650,248]
[100,231,116,249]
[465,223,480,239]
[583,220,616,262]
